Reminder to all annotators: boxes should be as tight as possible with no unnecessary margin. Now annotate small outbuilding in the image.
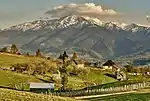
[30,83,54,93]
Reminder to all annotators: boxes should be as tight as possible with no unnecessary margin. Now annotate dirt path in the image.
[75,91,137,100]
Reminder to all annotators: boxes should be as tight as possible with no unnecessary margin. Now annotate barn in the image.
[30,83,54,93]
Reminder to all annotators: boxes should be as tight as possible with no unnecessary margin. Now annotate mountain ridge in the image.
[2,15,150,32]
[1,15,150,59]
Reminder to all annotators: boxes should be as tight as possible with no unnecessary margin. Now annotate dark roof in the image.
[103,60,116,66]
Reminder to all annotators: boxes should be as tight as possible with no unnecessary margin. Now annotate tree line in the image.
[0,44,46,58]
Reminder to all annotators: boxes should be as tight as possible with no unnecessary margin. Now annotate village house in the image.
[29,83,54,93]
[102,60,116,70]
[102,60,126,81]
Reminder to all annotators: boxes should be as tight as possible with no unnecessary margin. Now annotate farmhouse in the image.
[30,83,54,93]
[102,60,126,81]
[102,60,116,70]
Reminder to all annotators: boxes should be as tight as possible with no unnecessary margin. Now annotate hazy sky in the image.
[0,0,150,29]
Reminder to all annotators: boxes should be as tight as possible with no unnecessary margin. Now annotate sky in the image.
[0,0,150,29]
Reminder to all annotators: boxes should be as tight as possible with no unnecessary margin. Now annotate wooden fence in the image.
[50,81,150,97]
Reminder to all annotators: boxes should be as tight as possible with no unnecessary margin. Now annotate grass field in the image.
[0,53,29,67]
[0,70,42,90]
[83,93,150,101]
[39,69,117,90]
[82,69,117,84]
[59,69,117,90]
[0,88,76,101]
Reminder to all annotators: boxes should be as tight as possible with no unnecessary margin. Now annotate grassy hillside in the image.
[82,69,117,84]
[0,53,117,90]
[0,70,42,90]
[0,53,29,67]
[84,93,150,101]
[0,88,76,101]
[67,73,116,90]
[0,69,116,91]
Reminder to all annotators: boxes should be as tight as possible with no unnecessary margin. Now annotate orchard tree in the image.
[10,44,18,54]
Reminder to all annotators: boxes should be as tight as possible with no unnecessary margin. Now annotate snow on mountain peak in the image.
[5,20,49,31]
[83,16,127,30]
[124,23,150,33]
[57,15,90,28]
[2,15,150,32]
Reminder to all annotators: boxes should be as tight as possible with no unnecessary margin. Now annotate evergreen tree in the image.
[63,51,68,58]
[58,51,68,65]
[26,52,30,56]
[10,44,18,54]
[58,51,69,90]
[36,49,42,57]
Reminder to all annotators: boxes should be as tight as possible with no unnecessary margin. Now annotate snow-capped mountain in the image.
[3,15,150,32]
[3,15,92,32]
[124,23,150,33]
[1,15,150,59]
[4,20,49,31]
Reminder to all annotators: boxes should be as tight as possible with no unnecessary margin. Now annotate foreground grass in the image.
[83,93,150,101]
[0,88,76,101]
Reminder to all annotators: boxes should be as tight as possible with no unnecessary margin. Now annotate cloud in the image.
[45,3,120,18]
